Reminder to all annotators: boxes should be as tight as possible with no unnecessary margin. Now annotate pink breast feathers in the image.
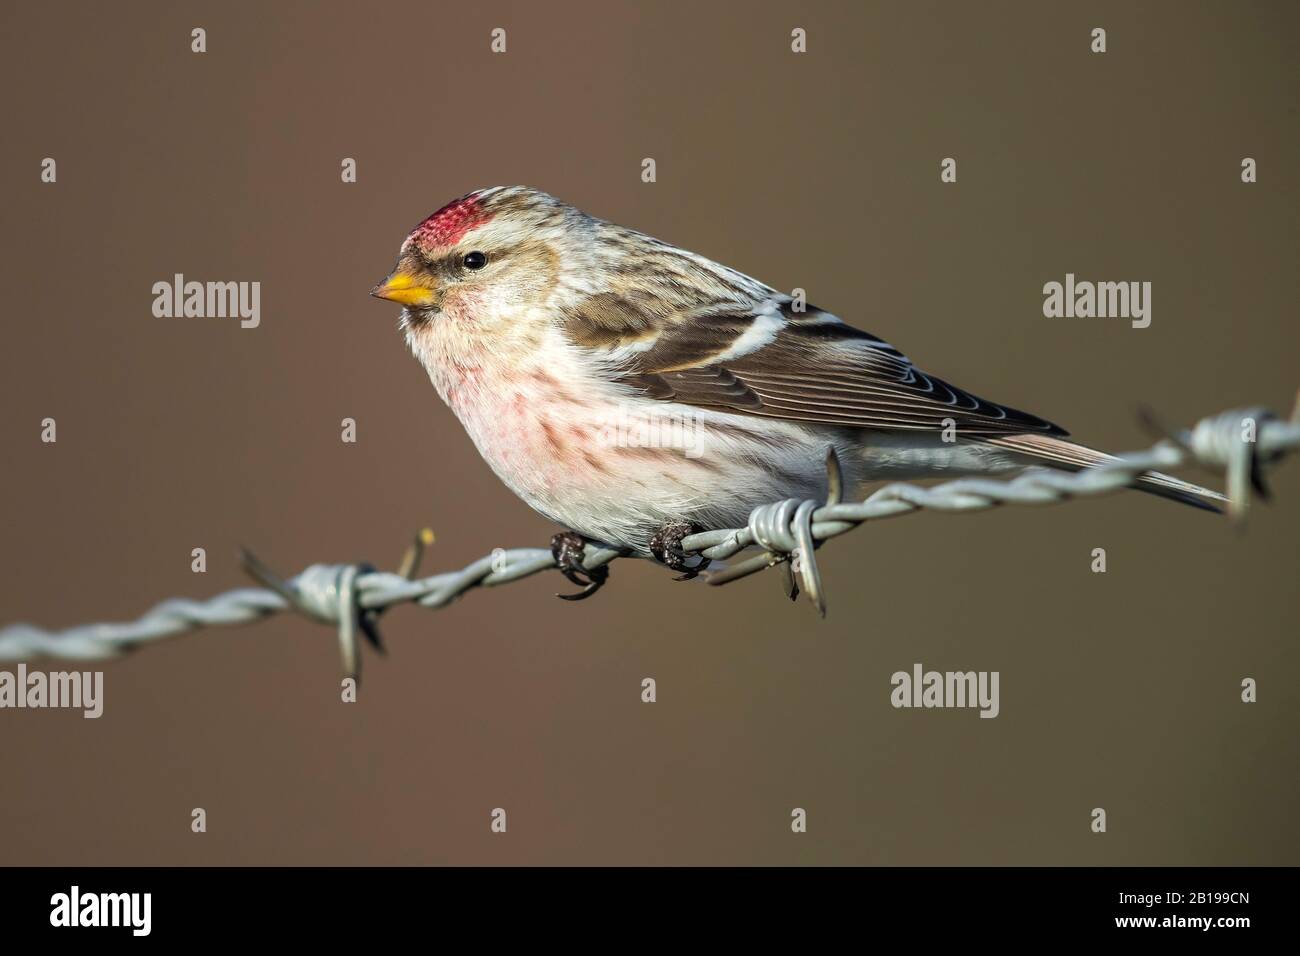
[409,195,494,251]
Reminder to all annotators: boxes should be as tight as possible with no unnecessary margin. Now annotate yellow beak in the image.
[370,271,439,308]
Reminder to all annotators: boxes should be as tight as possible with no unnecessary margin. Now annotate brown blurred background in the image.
[1,0,1296,865]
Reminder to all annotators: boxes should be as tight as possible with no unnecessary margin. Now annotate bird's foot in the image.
[648,519,711,580]
[550,531,609,601]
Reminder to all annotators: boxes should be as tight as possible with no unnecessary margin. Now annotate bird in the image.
[371,186,1225,598]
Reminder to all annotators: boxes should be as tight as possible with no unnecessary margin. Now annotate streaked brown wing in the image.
[565,295,1067,437]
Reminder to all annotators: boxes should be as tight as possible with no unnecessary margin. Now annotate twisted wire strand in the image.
[2,403,1296,668]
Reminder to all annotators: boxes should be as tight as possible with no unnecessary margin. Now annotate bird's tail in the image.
[982,433,1227,513]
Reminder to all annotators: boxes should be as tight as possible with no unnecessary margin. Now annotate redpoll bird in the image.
[372,186,1223,597]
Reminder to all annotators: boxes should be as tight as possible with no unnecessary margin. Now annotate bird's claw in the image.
[550,531,609,601]
[649,519,711,580]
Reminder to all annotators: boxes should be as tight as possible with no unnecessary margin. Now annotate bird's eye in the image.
[462,251,488,270]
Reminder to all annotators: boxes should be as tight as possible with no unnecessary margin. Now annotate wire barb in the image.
[2,400,1297,665]
[241,549,381,681]
[398,528,436,581]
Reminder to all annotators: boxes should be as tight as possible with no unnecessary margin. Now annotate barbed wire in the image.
[2,399,1297,677]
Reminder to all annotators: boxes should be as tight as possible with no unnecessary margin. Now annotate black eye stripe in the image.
[462,251,488,270]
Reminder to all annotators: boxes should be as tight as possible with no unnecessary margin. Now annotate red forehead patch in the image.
[409,195,493,250]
